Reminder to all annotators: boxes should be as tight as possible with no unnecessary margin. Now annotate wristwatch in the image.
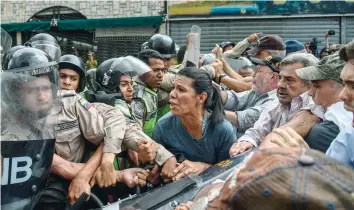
[218,73,227,84]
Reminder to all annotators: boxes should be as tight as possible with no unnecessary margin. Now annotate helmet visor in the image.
[1,64,60,120]
[111,56,151,79]
[30,40,61,62]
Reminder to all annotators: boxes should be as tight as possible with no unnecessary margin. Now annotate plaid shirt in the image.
[224,89,278,138]
[238,91,325,147]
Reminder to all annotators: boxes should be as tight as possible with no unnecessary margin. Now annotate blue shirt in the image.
[152,112,236,164]
[326,126,354,168]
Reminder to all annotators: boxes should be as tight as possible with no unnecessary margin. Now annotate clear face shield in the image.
[26,40,61,62]
[110,56,152,79]
[0,67,60,210]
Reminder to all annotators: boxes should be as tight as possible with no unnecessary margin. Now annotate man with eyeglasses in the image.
[220,55,281,138]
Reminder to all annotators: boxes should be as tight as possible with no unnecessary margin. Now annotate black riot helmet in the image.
[96,56,151,93]
[2,47,60,120]
[86,68,97,91]
[96,58,119,93]
[2,45,26,70]
[148,34,176,59]
[26,33,61,61]
[58,54,86,92]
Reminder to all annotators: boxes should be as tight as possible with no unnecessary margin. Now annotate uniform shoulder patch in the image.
[78,97,92,110]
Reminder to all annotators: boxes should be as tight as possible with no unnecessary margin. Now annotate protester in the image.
[152,67,235,181]
[295,53,351,152]
[225,34,286,59]
[214,57,252,92]
[229,53,323,156]
[284,40,307,55]
[86,50,98,69]
[326,40,354,167]
[269,41,354,167]
[176,147,354,210]
[223,33,262,58]
[264,54,349,152]
[221,55,280,138]
[220,41,235,53]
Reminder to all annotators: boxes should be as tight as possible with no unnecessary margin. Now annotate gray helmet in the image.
[27,33,61,61]
[58,54,86,92]
[96,56,151,93]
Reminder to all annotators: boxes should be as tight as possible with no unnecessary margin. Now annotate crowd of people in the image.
[1,27,354,210]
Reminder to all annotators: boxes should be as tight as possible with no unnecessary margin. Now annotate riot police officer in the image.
[58,54,86,92]
[1,46,58,210]
[94,57,143,122]
[26,33,61,62]
[2,48,176,209]
[134,50,165,137]
[2,45,26,70]
[147,34,177,71]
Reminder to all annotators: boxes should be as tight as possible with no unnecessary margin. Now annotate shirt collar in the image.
[266,89,277,97]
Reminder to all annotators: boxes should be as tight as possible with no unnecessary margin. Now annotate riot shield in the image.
[184,25,201,67]
[1,139,55,210]
[1,70,59,210]
[1,28,12,65]
[1,28,12,55]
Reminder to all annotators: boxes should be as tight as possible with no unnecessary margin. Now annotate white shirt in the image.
[325,101,353,132]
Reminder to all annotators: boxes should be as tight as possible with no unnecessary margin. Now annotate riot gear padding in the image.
[27,33,61,61]
[2,45,26,70]
[59,54,86,92]
[148,34,176,59]
[2,48,60,120]
[1,139,56,210]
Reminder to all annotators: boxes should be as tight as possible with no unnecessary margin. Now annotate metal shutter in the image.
[346,17,354,43]
[170,17,340,54]
[94,27,157,63]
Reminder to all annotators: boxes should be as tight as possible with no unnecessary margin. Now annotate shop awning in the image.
[1,16,164,32]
